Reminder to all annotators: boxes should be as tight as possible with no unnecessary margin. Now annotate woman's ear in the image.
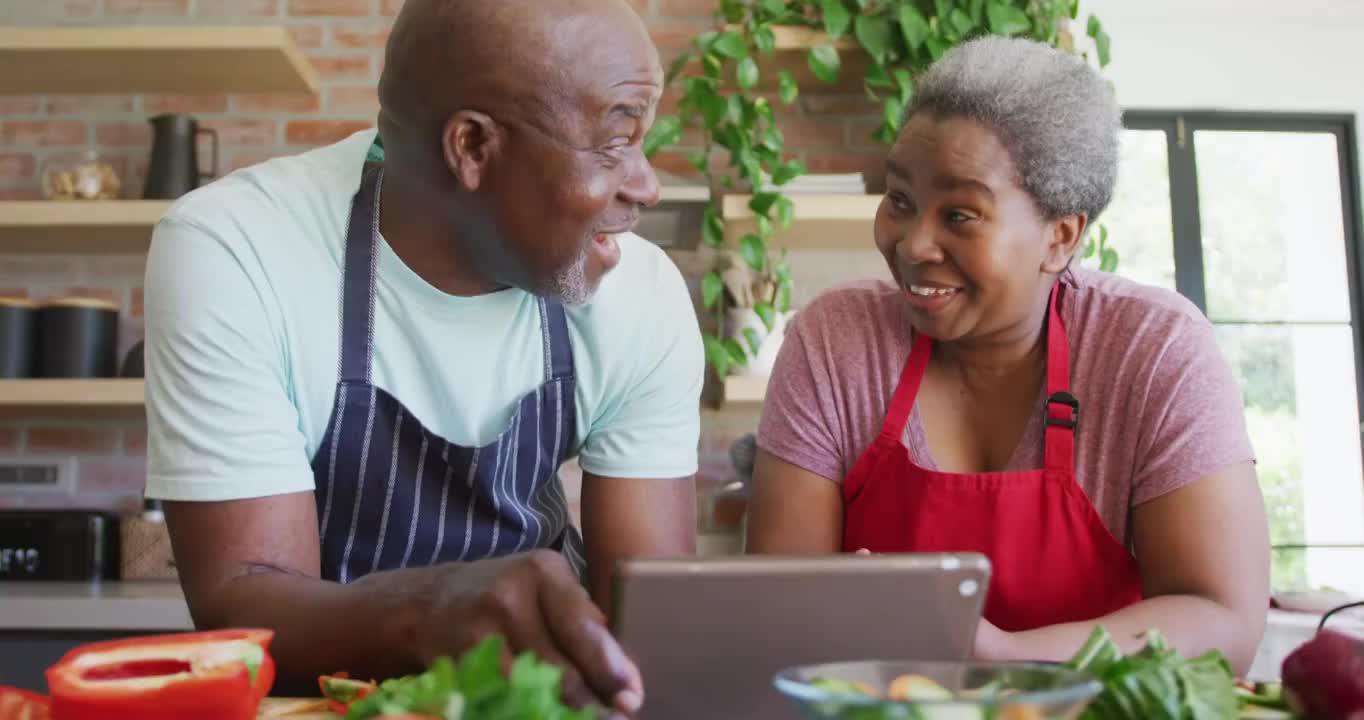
[442,110,501,192]
[1043,214,1089,273]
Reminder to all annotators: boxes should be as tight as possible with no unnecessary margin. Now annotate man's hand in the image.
[412,549,643,714]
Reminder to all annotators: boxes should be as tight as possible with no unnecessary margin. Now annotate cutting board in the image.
[258,698,338,718]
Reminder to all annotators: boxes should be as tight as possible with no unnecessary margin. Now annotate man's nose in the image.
[619,148,661,208]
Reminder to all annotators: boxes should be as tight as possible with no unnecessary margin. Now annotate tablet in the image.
[610,553,991,720]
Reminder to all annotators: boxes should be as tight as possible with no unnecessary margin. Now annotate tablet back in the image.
[611,553,991,720]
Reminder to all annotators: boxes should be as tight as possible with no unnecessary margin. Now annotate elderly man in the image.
[142,0,700,713]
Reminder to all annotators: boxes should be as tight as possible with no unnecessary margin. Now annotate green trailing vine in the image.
[644,0,1114,379]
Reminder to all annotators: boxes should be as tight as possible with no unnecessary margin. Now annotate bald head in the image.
[378,0,659,162]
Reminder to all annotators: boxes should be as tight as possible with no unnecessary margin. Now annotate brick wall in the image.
[0,0,888,516]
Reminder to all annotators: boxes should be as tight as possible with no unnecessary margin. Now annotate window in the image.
[1097,112,1364,597]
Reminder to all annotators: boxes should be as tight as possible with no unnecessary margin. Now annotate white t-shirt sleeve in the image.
[143,215,316,502]
[576,252,703,480]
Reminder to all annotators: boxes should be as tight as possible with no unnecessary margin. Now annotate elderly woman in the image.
[746,36,1270,673]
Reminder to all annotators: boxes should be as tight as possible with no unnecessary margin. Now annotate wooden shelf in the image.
[722,374,769,404]
[0,26,319,95]
[0,379,144,418]
[759,26,858,52]
[722,193,882,250]
[0,201,170,253]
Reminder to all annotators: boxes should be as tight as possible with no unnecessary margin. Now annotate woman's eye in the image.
[945,209,974,224]
[888,193,913,214]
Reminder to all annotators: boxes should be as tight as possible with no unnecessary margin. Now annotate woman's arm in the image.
[745,449,844,553]
[976,461,1270,675]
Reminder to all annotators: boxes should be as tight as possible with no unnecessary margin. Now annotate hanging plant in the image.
[645,0,1114,379]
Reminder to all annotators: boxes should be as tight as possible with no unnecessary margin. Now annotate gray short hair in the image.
[903,35,1121,222]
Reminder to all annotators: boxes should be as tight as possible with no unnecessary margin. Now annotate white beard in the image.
[547,247,592,305]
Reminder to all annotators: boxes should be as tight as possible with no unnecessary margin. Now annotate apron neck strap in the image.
[1042,281,1077,474]
[879,282,1077,474]
[338,161,383,384]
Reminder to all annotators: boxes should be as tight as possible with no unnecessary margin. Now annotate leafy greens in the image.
[344,635,600,720]
[1064,625,1239,720]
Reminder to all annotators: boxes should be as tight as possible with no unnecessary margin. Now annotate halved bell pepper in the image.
[318,672,377,715]
[0,686,51,720]
[45,628,275,720]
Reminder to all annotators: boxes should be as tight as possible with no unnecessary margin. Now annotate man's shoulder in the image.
[155,129,374,251]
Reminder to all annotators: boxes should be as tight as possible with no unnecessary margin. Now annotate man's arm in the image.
[166,492,641,709]
[976,463,1271,675]
[581,473,696,616]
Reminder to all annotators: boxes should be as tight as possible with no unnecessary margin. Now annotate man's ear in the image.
[1042,213,1089,273]
[442,111,500,192]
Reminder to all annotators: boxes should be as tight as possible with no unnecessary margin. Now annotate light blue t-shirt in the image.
[143,129,704,502]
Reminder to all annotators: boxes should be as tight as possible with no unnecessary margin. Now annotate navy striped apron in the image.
[310,161,586,584]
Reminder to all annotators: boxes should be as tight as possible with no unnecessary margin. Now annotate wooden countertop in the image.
[258,698,337,718]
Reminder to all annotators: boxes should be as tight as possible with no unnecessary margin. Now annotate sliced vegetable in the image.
[44,628,275,720]
[0,686,51,720]
[319,672,379,715]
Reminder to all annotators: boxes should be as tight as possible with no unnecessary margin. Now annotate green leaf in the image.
[739,233,765,272]
[949,8,975,37]
[820,0,852,39]
[772,159,806,186]
[894,68,913,101]
[735,56,759,89]
[898,5,930,50]
[702,51,723,79]
[725,339,747,368]
[883,96,904,132]
[701,270,724,309]
[749,192,781,215]
[755,213,773,239]
[778,280,792,312]
[702,204,723,247]
[924,35,947,60]
[863,61,893,89]
[704,335,733,378]
[755,96,775,123]
[754,302,777,332]
[969,0,987,25]
[1100,246,1119,272]
[712,30,747,59]
[778,70,799,105]
[753,25,777,55]
[1177,652,1238,720]
[665,52,693,84]
[642,115,681,158]
[854,15,894,64]
[761,0,786,15]
[687,150,708,174]
[807,44,841,84]
[699,90,727,127]
[1087,14,1102,37]
[1095,28,1111,66]
[1082,236,1096,259]
[775,196,795,228]
[1099,224,1109,245]
[934,0,951,22]
[693,30,719,51]
[727,94,745,124]
[986,1,1033,35]
[743,328,763,356]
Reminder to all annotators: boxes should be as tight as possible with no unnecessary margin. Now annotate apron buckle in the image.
[1045,391,1080,429]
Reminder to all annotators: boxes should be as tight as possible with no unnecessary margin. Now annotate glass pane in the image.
[1196,130,1352,323]
[1215,324,1364,596]
[1089,129,1176,290]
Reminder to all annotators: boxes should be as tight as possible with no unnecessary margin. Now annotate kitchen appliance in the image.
[0,297,36,378]
[143,113,219,200]
[0,511,120,581]
[36,296,120,378]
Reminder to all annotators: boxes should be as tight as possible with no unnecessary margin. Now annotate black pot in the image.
[37,297,120,378]
[0,298,37,378]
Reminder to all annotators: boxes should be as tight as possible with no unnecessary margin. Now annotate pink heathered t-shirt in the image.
[756,267,1256,546]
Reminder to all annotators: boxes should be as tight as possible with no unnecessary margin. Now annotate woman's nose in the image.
[897,219,944,266]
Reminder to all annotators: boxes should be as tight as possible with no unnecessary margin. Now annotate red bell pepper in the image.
[318,672,377,715]
[44,628,275,720]
[0,686,51,720]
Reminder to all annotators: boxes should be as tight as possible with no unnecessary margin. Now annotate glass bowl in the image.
[774,659,1103,719]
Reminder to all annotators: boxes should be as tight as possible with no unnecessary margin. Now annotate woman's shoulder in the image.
[1061,267,1211,342]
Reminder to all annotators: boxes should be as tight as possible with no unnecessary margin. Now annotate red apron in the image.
[841,283,1143,632]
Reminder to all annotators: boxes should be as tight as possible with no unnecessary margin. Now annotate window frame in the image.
[1119,111,1364,513]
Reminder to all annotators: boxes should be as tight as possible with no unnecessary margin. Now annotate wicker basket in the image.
[119,514,178,580]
